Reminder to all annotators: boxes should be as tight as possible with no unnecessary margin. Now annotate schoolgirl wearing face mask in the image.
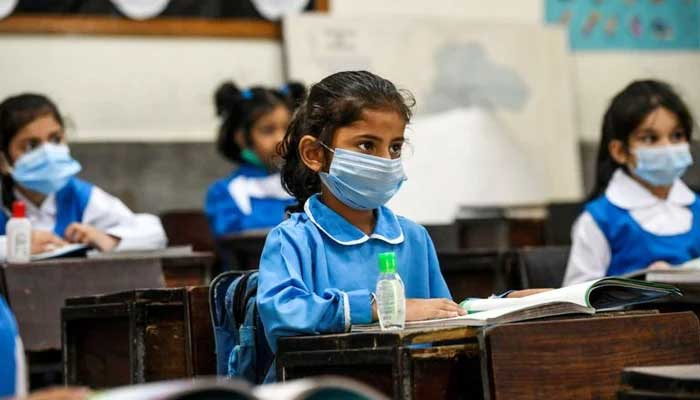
[0,94,166,259]
[564,80,698,285]
[256,71,539,377]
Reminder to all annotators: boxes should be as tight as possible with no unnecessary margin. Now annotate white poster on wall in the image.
[283,15,582,222]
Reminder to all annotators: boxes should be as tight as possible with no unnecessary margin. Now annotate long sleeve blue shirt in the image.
[257,194,451,352]
[205,164,295,237]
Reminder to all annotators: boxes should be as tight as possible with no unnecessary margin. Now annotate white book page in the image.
[460,280,596,313]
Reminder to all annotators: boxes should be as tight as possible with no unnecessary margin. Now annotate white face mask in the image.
[632,143,693,186]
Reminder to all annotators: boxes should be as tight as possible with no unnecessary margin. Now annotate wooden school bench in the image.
[276,311,700,400]
[62,286,215,388]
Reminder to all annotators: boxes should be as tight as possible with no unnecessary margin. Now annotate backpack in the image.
[209,270,274,384]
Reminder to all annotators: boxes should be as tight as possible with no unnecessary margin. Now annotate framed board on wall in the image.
[0,0,329,38]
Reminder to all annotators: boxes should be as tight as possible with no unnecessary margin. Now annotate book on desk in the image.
[353,278,680,331]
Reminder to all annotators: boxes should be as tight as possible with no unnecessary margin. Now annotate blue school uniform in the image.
[0,177,91,236]
[257,194,451,353]
[586,195,700,276]
[1,296,21,397]
[205,164,295,237]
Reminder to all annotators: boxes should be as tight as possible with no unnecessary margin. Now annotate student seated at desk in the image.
[205,81,305,237]
[0,94,167,260]
[257,71,539,372]
[564,80,697,285]
[1,295,89,400]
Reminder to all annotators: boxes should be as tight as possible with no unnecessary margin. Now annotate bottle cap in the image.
[378,252,397,273]
[11,201,25,218]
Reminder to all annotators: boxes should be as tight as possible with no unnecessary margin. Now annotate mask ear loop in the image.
[317,140,335,154]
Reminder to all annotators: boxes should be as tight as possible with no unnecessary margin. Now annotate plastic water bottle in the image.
[376,251,405,330]
[6,201,31,263]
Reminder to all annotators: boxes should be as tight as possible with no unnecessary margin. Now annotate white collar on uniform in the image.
[606,169,695,210]
[227,173,292,216]
[13,189,56,217]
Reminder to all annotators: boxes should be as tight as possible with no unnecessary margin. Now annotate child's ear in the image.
[609,139,631,165]
[234,129,246,149]
[299,135,326,172]
[0,153,11,175]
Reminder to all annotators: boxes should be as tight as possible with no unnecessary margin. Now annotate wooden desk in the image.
[437,249,510,299]
[1,257,165,351]
[62,286,215,388]
[277,312,700,400]
[216,230,269,270]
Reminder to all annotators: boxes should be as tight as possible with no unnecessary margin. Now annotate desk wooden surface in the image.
[63,286,215,388]
[278,311,700,400]
[2,257,165,351]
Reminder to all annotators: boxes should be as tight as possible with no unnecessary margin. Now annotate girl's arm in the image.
[76,186,167,251]
[423,227,452,299]
[562,212,610,286]
[204,181,243,237]
[257,227,370,352]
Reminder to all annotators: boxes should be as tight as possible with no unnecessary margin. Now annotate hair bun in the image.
[214,81,243,116]
[283,81,307,107]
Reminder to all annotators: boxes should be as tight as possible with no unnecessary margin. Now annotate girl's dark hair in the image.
[0,93,64,211]
[279,70,415,212]
[214,81,306,163]
[589,79,694,200]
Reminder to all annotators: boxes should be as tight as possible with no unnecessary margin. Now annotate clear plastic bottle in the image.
[376,251,406,330]
[6,201,31,263]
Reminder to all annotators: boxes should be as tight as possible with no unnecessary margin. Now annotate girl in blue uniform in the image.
[0,94,166,260]
[205,81,305,237]
[564,80,698,285]
[257,71,537,359]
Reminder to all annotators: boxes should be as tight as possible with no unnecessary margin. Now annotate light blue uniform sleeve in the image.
[204,181,243,238]
[423,227,453,300]
[258,227,366,352]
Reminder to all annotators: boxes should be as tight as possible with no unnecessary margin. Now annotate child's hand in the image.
[64,223,119,252]
[31,230,69,254]
[648,261,672,270]
[506,288,553,298]
[405,298,467,321]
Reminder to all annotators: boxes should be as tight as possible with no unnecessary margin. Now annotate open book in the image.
[352,278,680,331]
[30,243,89,261]
[623,258,700,284]
[89,376,388,400]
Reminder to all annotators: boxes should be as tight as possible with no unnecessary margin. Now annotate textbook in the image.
[352,278,680,331]
[88,376,388,400]
[30,243,89,261]
[624,258,700,284]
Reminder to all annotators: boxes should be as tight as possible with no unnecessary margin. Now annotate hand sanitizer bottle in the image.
[6,201,31,263]
[376,251,406,330]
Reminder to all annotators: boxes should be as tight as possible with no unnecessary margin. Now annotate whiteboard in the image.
[283,15,583,223]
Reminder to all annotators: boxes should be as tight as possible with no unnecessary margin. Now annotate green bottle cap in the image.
[378,252,397,273]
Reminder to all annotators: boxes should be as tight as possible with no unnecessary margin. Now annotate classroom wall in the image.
[0,0,697,212]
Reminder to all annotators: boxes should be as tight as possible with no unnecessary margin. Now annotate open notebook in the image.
[89,376,388,400]
[352,278,680,331]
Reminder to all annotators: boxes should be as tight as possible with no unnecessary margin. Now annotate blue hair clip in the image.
[279,84,290,95]
[241,89,253,100]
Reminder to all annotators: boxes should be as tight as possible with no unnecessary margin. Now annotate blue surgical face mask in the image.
[10,143,82,195]
[318,144,406,210]
[633,143,693,187]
